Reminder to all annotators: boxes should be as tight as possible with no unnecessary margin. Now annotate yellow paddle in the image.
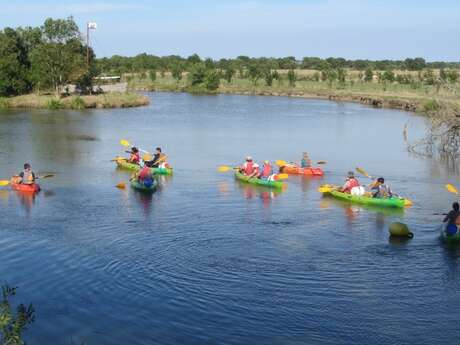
[116,182,126,189]
[218,165,238,172]
[120,139,150,154]
[0,174,55,187]
[356,167,373,179]
[446,184,459,194]
[275,173,288,180]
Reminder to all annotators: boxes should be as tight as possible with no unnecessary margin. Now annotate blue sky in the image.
[1,0,459,61]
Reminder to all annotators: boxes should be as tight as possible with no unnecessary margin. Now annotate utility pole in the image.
[86,22,90,67]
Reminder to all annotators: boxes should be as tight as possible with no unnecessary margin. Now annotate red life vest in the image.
[343,178,360,193]
[244,161,255,175]
[260,164,272,178]
[139,166,150,180]
[130,153,140,163]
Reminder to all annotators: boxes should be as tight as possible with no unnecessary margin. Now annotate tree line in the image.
[0,17,95,97]
[97,54,460,76]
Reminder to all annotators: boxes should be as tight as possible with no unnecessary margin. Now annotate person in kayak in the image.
[136,164,154,188]
[240,156,259,178]
[369,177,393,198]
[340,171,361,194]
[146,147,166,168]
[258,160,273,180]
[127,147,140,164]
[300,152,312,168]
[17,163,36,185]
[443,202,460,225]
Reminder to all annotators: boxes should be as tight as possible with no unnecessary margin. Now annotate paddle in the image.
[276,159,327,167]
[355,167,373,179]
[446,184,459,194]
[120,139,150,154]
[0,174,55,187]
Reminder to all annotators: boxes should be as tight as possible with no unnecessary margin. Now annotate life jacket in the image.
[22,170,35,185]
[343,178,360,193]
[243,161,255,175]
[260,164,272,178]
[373,184,391,198]
[138,166,151,180]
[130,152,140,163]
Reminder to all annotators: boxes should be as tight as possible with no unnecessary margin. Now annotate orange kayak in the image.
[11,183,41,193]
[280,165,324,176]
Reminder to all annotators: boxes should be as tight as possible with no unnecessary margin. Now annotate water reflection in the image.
[15,191,37,215]
[235,181,284,207]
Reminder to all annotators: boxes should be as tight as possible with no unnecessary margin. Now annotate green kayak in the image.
[115,157,173,175]
[234,171,285,189]
[130,179,158,193]
[440,224,460,243]
[318,185,412,209]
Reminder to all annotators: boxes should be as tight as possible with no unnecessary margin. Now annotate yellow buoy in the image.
[389,222,413,238]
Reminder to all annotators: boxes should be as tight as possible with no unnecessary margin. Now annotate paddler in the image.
[443,202,460,226]
[258,160,273,180]
[369,177,393,198]
[240,156,259,178]
[146,147,167,168]
[300,152,312,168]
[127,147,140,164]
[17,163,36,185]
[340,171,361,194]
[136,163,154,188]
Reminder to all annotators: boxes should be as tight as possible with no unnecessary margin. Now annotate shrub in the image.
[423,99,441,112]
[70,96,85,110]
[0,97,9,109]
[0,285,35,345]
[47,98,64,110]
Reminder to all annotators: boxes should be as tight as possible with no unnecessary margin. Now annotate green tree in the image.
[149,69,157,82]
[223,64,235,83]
[337,68,347,84]
[287,68,296,87]
[29,17,88,95]
[248,63,263,86]
[364,68,373,82]
[188,63,207,86]
[0,285,35,345]
[382,70,395,83]
[171,62,184,84]
[204,69,220,91]
[447,70,459,83]
[0,28,31,96]
[264,69,274,86]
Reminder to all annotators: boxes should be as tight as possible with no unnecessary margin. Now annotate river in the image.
[0,92,459,345]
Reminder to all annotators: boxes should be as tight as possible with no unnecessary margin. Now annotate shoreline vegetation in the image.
[128,72,459,116]
[0,92,149,110]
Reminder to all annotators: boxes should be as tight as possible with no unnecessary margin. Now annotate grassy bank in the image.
[129,73,460,115]
[0,92,150,110]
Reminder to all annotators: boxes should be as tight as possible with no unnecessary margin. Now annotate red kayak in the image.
[280,165,324,176]
[11,183,41,193]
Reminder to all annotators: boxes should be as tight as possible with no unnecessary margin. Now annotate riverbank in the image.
[130,75,460,116]
[0,92,150,110]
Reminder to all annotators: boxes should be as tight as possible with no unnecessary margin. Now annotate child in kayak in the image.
[136,165,154,188]
[127,147,140,164]
[240,156,259,178]
[369,177,393,198]
[340,171,361,194]
[17,163,36,185]
[258,160,273,180]
[443,202,460,225]
[300,152,312,168]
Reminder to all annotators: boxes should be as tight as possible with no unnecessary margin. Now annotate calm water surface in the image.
[1,92,459,345]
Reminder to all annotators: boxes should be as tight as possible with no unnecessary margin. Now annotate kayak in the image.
[281,165,324,176]
[130,179,158,193]
[235,171,285,189]
[115,157,173,175]
[440,224,460,243]
[11,183,41,193]
[318,185,412,208]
